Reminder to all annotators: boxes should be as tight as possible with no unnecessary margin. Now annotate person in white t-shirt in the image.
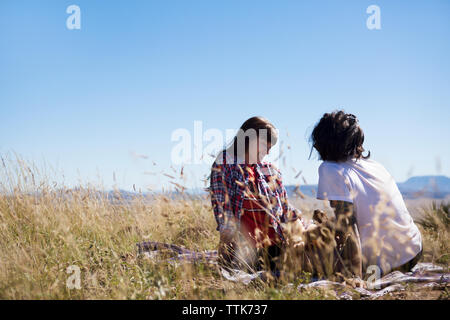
[310,110,422,276]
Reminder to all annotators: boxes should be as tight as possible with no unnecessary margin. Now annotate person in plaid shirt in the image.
[209,117,304,273]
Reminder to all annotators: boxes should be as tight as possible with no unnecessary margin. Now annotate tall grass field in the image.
[0,155,448,300]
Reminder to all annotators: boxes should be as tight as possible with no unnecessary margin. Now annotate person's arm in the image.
[272,168,302,223]
[329,200,363,278]
[269,167,307,245]
[210,164,237,244]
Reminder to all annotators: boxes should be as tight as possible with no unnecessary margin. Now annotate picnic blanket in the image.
[137,241,450,299]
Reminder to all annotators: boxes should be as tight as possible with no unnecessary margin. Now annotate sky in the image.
[1,0,449,192]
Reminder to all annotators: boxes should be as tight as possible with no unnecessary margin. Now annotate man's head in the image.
[310,110,370,162]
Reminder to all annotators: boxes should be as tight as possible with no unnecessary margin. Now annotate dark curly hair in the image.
[310,110,370,162]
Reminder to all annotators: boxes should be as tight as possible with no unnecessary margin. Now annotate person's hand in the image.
[281,218,305,246]
[313,209,328,224]
[219,227,235,245]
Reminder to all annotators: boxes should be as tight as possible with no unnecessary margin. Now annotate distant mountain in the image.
[57,175,450,202]
[397,175,450,199]
[286,175,450,200]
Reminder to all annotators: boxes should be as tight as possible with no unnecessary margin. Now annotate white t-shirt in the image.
[317,158,422,274]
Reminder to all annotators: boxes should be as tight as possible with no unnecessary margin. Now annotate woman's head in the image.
[310,110,370,162]
[228,116,278,164]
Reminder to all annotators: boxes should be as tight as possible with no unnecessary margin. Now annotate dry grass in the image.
[0,154,448,299]
[417,202,450,266]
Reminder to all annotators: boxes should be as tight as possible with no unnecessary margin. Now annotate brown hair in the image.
[225,116,278,163]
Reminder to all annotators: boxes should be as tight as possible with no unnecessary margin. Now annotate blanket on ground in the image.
[137,241,449,299]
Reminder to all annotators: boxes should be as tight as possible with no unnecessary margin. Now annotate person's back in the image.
[318,158,422,274]
[311,110,423,276]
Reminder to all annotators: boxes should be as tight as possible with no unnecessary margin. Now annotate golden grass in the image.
[417,202,450,266]
[0,154,447,299]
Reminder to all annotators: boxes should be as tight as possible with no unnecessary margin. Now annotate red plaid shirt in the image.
[209,150,303,241]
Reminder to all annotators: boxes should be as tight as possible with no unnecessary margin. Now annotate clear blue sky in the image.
[1,0,449,191]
